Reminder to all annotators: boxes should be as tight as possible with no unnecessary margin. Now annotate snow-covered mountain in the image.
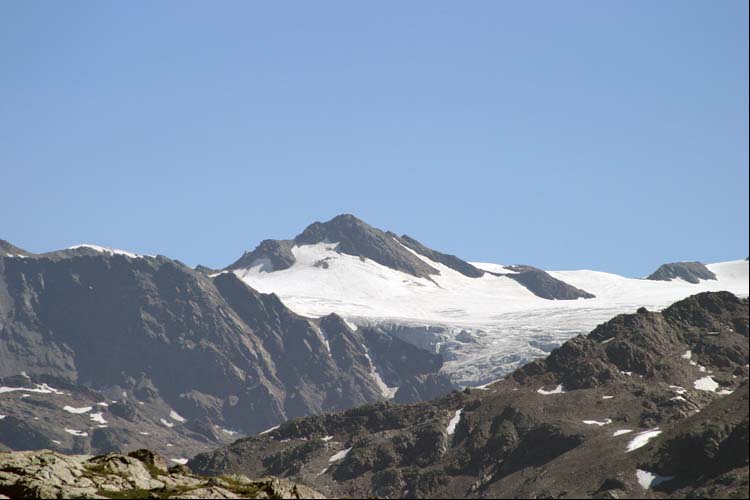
[227,215,749,385]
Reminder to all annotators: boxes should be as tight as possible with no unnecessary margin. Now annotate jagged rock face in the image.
[0,250,441,458]
[190,292,749,499]
[647,261,717,284]
[504,265,596,300]
[0,448,323,499]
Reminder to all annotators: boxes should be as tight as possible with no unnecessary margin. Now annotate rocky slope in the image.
[0,245,445,459]
[0,448,322,499]
[190,291,749,499]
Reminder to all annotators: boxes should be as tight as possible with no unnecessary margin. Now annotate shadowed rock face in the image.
[647,261,717,284]
[0,248,443,458]
[0,448,323,499]
[190,292,749,499]
[504,265,596,300]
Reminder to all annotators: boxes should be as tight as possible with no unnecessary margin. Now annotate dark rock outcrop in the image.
[505,265,596,300]
[647,261,717,284]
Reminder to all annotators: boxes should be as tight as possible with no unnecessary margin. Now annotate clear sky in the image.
[1,1,748,277]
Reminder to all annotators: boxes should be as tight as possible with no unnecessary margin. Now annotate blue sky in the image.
[1,1,748,277]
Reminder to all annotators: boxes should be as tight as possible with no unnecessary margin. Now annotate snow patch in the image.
[537,384,565,395]
[160,418,175,428]
[613,429,633,437]
[582,419,612,426]
[90,412,107,425]
[636,469,673,489]
[171,458,188,465]
[446,409,463,435]
[63,406,92,415]
[694,376,719,392]
[259,425,280,435]
[626,428,662,452]
[329,447,352,463]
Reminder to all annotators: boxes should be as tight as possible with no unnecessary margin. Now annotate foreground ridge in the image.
[0,448,323,499]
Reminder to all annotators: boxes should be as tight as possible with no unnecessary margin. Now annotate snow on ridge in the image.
[259,425,280,435]
[446,409,463,435]
[626,428,662,452]
[65,429,88,437]
[66,244,147,259]
[0,383,63,395]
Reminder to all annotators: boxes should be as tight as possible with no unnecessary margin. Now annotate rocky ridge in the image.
[0,448,322,499]
[190,292,749,499]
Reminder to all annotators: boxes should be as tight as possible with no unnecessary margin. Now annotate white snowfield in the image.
[233,243,748,386]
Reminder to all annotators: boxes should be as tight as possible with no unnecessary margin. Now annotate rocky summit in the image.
[0,448,322,499]
[190,292,749,499]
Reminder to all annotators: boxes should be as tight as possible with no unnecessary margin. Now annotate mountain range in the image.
[1,214,748,498]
